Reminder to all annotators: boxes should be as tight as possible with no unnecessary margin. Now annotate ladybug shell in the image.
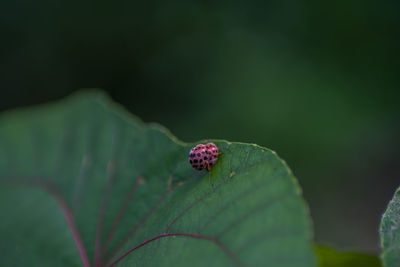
[188,142,220,171]
[205,143,219,168]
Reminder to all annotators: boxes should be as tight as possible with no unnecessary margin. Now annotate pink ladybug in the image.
[188,142,221,171]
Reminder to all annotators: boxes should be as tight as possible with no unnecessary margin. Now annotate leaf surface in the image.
[316,245,381,267]
[0,91,316,267]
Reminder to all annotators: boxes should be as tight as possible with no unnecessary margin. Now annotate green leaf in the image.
[380,186,400,267]
[0,90,316,267]
[315,245,381,267]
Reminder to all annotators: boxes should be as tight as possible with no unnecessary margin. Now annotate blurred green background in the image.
[1,0,399,252]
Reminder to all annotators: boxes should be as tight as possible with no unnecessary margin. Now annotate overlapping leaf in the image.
[380,186,400,267]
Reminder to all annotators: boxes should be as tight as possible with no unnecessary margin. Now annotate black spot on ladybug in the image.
[190,160,193,164]
[197,153,201,157]
[200,159,203,163]
[194,159,198,163]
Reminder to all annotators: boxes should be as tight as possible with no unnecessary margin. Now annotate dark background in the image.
[1,0,399,252]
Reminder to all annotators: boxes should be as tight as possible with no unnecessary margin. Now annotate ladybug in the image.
[188,142,221,171]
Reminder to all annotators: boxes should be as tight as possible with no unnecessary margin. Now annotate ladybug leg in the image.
[207,164,212,171]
